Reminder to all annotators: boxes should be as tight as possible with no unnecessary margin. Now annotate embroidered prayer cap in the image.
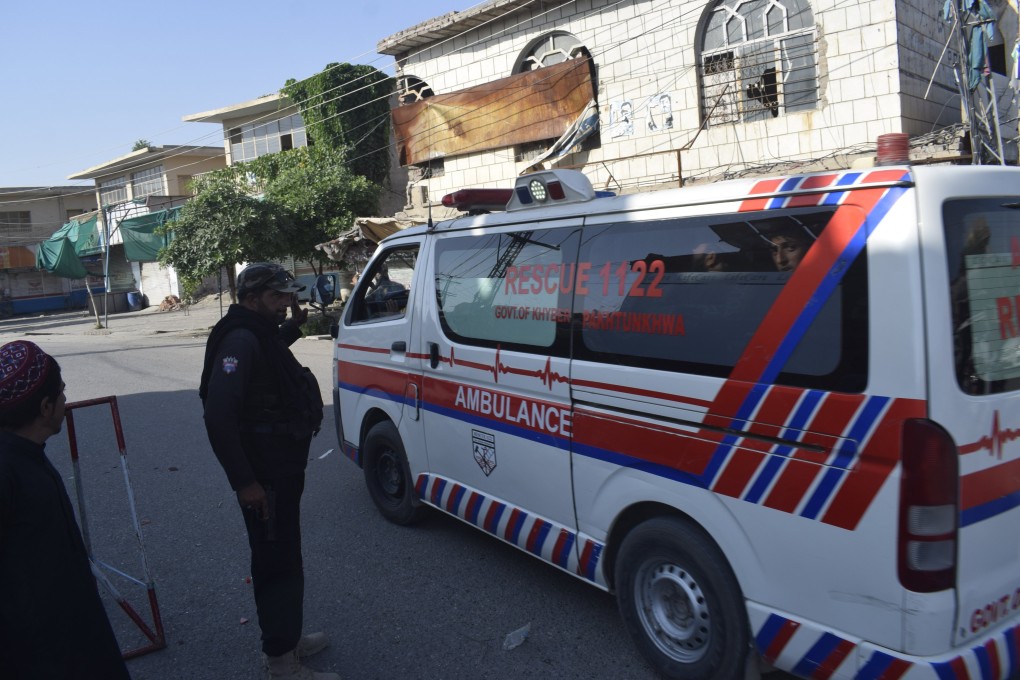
[0,341,52,407]
[237,263,305,297]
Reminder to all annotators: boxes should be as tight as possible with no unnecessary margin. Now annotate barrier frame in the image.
[64,395,166,659]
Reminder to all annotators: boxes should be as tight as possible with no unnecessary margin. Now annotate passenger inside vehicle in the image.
[692,242,731,271]
[364,266,408,318]
[767,225,814,272]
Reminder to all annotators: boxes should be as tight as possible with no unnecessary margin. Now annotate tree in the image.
[132,139,152,151]
[257,146,380,273]
[158,172,284,301]
[282,63,393,184]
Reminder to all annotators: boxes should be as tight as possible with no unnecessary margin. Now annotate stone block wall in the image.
[389,0,1009,210]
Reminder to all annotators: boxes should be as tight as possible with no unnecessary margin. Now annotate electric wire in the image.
[0,0,994,215]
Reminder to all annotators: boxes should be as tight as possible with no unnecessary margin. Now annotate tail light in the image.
[898,419,958,592]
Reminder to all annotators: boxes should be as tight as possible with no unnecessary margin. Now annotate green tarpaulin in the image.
[120,207,179,262]
[35,215,102,279]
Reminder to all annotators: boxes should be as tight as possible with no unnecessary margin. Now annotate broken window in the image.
[698,0,818,126]
[513,32,598,162]
[398,75,434,105]
[515,31,588,72]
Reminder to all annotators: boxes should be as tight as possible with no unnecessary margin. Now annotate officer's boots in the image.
[265,649,339,680]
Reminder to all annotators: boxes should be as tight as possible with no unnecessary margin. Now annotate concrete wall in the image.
[387,0,1017,213]
[896,0,1019,152]
[0,188,99,313]
[165,155,225,195]
[0,188,97,246]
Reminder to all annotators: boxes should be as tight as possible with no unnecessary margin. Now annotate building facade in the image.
[379,0,1019,222]
[183,93,309,167]
[66,145,226,304]
[184,91,409,219]
[0,186,98,314]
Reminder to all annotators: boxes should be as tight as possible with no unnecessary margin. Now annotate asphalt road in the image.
[1,302,795,680]
[8,324,660,680]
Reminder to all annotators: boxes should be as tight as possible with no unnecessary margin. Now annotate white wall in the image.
[388,0,1015,209]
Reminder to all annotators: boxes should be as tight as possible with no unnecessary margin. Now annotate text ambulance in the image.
[331,165,1020,679]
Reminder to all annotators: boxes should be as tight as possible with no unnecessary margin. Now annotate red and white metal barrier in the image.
[64,395,166,660]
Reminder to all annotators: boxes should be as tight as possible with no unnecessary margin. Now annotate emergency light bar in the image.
[441,188,514,214]
[507,170,597,211]
[440,170,608,215]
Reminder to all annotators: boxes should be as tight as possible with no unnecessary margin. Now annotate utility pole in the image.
[947,0,1008,165]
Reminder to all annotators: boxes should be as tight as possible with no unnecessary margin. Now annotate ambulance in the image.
[330,163,1020,679]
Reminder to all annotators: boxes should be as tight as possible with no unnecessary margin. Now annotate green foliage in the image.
[132,139,152,151]
[159,145,381,291]
[262,146,380,266]
[159,61,393,292]
[158,172,284,292]
[300,312,336,337]
[283,63,393,185]
[177,274,203,300]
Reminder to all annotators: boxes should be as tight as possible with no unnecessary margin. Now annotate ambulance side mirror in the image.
[312,274,337,306]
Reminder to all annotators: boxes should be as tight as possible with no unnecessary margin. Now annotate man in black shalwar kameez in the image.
[0,340,130,680]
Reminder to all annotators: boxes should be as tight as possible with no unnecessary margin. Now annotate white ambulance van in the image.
[330,164,1020,680]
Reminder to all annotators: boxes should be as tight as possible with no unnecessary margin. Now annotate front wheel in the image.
[615,517,749,680]
[362,421,423,525]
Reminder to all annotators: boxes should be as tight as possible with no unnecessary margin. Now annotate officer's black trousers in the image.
[243,473,305,657]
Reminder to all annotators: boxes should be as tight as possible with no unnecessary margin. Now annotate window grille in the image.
[698,0,818,126]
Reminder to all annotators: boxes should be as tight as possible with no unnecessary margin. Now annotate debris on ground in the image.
[158,295,182,312]
[502,623,531,651]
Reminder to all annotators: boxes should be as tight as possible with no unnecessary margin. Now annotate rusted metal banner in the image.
[393,57,595,166]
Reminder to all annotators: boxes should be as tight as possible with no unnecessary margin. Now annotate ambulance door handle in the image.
[428,342,440,369]
[391,341,406,353]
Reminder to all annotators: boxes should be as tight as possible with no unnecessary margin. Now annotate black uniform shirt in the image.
[202,305,303,490]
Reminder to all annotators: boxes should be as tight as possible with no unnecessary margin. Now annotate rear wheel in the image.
[362,421,423,525]
[615,517,749,680]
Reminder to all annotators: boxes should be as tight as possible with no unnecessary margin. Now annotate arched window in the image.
[698,0,818,125]
[513,32,597,162]
[515,31,590,73]
[397,75,434,105]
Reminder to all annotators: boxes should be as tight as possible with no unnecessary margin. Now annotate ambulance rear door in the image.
[917,165,1020,646]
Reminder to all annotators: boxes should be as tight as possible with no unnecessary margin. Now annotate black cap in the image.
[236,263,305,297]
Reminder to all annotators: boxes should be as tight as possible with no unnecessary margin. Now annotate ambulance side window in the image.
[348,247,418,323]
[434,227,578,356]
[574,210,869,392]
[944,198,1020,394]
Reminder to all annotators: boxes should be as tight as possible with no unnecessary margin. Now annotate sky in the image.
[1,0,461,189]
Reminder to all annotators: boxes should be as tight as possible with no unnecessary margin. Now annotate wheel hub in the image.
[636,562,710,662]
[378,452,402,496]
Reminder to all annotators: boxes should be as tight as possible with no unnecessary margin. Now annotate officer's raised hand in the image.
[289,295,308,327]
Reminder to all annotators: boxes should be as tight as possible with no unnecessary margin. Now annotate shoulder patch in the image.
[221,356,239,374]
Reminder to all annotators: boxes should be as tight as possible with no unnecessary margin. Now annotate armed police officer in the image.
[200,263,337,680]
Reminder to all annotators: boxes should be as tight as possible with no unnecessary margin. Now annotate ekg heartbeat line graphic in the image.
[435,346,570,390]
[960,410,1020,459]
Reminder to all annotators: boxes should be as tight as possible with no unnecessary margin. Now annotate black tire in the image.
[615,517,749,680]
[362,421,423,525]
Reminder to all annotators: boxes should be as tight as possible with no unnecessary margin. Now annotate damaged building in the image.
[380,0,1020,222]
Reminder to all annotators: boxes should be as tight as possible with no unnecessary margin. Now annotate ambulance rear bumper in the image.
[750,603,1020,679]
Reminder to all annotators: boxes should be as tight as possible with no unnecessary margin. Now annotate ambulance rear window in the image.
[944,197,1020,394]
